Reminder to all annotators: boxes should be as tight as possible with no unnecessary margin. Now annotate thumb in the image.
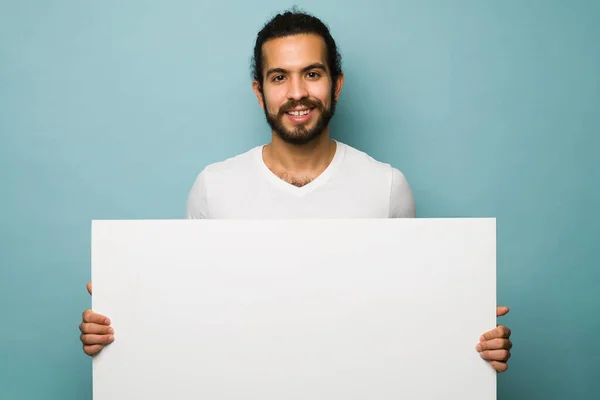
[86,282,92,295]
[496,305,509,317]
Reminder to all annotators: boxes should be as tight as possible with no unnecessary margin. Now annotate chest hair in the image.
[277,172,315,187]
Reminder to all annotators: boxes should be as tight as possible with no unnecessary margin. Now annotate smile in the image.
[285,108,315,123]
[286,108,314,116]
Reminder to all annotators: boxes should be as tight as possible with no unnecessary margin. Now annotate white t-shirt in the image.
[186,141,416,219]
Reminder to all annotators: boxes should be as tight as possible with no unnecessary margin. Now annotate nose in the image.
[287,75,309,101]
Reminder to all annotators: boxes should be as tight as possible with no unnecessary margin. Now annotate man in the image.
[79,9,512,373]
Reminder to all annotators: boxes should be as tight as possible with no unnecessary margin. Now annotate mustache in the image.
[279,98,323,115]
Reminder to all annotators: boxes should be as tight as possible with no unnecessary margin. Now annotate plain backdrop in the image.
[1,1,598,399]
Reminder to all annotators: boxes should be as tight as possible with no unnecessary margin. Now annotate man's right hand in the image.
[79,282,114,356]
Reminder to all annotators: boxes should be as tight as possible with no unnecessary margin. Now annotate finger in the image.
[489,361,508,373]
[479,349,511,362]
[87,282,92,295]
[477,338,512,351]
[481,325,511,341]
[79,322,114,335]
[83,344,104,356]
[82,309,111,325]
[496,306,509,317]
[80,333,115,346]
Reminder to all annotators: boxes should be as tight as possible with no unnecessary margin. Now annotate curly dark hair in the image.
[251,7,343,89]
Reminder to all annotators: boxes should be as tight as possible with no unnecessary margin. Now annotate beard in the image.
[262,88,337,146]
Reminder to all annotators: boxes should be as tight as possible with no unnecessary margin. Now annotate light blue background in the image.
[1,1,598,399]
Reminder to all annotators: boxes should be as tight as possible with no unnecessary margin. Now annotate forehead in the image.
[261,34,328,72]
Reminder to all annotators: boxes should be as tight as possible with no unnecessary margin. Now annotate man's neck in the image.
[263,131,336,175]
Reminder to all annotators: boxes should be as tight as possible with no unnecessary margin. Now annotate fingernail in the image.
[476,344,482,352]
[105,318,110,324]
[109,335,114,342]
[479,335,485,342]
[108,327,114,334]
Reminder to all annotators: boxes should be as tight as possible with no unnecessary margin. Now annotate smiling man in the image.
[79,9,513,373]
[184,13,416,219]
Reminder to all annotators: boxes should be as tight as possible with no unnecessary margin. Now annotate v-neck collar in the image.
[255,140,346,197]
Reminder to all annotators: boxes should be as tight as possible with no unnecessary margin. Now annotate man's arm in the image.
[389,167,416,218]
[186,170,209,219]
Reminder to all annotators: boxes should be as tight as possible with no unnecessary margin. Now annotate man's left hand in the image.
[476,306,512,372]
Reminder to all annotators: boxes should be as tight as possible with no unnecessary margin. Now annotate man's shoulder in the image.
[188,145,262,195]
[201,145,262,177]
[338,141,394,176]
[186,145,262,218]
[335,141,415,217]
[337,141,412,197]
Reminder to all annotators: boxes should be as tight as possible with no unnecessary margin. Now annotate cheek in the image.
[263,87,287,112]
[310,83,333,105]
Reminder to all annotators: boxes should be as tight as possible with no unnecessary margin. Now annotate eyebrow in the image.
[266,63,327,77]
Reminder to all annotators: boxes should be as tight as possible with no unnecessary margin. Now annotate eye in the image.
[306,71,320,79]
[272,75,285,82]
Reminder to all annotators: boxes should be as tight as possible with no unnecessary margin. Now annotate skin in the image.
[80,283,114,356]
[79,33,513,372]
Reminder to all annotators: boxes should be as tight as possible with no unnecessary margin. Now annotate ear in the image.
[333,73,344,102]
[252,80,265,110]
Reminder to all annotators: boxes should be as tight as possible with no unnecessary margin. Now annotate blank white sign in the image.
[91,218,496,399]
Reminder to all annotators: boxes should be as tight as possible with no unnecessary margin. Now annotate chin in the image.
[277,129,324,146]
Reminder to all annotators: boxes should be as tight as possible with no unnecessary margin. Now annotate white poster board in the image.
[91,218,497,399]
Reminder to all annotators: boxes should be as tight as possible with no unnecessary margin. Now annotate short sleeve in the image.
[389,167,416,218]
[185,170,209,219]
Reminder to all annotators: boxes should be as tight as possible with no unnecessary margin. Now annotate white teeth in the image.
[288,109,311,116]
